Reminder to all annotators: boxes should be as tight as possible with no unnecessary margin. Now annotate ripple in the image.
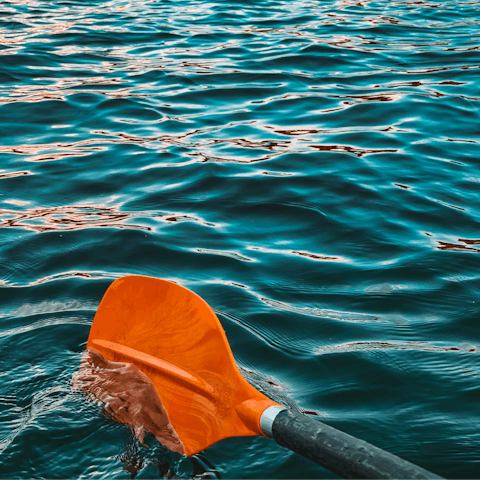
[291,250,343,262]
[251,293,379,323]
[310,144,398,157]
[246,245,350,264]
[0,170,32,179]
[315,341,479,356]
[437,238,480,253]
[0,316,92,339]
[0,140,108,162]
[0,299,98,319]
[0,204,150,232]
[0,270,118,288]
[0,384,72,455]
[1,0,480,477]
[195,248,255,262]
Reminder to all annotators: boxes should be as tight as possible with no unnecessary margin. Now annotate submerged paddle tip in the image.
[73,347,186,456]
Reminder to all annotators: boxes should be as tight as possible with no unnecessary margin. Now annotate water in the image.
[0,0,479,477]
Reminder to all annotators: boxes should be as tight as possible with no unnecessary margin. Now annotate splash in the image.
[72,349,185,455]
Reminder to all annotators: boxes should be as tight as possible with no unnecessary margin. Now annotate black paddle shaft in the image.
[271,409,444,479]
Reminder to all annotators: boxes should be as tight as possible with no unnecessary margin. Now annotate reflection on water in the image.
[72,349,185,455]
[437,238,480,253]
[315,340,479,355]
[0,204,149,232]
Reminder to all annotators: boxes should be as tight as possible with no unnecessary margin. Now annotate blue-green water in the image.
[1,0,479,478]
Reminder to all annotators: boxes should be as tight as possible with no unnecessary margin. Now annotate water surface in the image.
[1,0,479,478]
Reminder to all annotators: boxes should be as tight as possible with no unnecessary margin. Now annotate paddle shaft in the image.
[266,409,443,479]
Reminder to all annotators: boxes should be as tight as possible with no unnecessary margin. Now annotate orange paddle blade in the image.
[87,275,280,456]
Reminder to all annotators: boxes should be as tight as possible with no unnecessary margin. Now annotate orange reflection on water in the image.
[191,150,280,164]
[0,203,220,233]
[292,250,341,262]
[0,20,76,46]
[3,199,31,206]
[0,204,150,233]
[311,144,397,157]
[0,170,32,179]
[0,140,108,162]
[437,238,480,253]
[394,183,411,189]
[0,75,134,105]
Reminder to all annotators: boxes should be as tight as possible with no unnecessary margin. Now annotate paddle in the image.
[86,275,443,479]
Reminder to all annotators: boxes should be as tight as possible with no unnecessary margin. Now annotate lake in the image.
[0,0,479,478]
